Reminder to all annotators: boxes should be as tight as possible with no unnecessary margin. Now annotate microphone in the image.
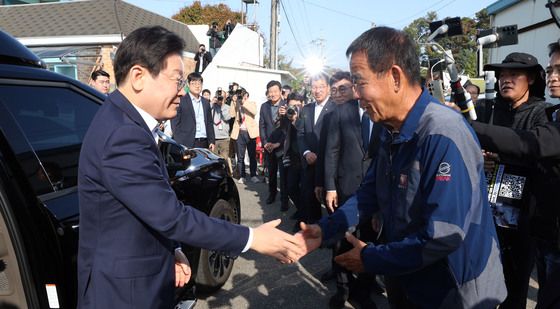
[476,34,498,46]
[450,79,477,121]
[427,24,449,42]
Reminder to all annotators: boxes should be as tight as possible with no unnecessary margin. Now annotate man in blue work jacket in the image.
[297,26,507,308]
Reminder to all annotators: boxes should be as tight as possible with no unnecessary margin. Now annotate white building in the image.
[486,0,560,71]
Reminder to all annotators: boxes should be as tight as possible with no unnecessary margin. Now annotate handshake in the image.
[251,220,368,273]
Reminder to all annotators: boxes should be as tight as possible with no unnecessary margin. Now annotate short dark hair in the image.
[310,73,330,85]
[266,80,282,91]
[346,26,421,86]
[199,44,206,48]
[113,26,184,86]
[187,72,203,83]
[91,69,110,81]
[287,93,304,102]
[549,40,560,57]
[282,85,292,91]
[329,71,351,86]
[465,84,480,95]
[202,89,211,95]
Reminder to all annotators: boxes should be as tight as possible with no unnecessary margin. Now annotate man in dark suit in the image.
[259,80,286,205]
[297,73,335,223]
[171,72,215,150]
[194,44,212,73]
[324,71,378,308]
[77,26,304,309]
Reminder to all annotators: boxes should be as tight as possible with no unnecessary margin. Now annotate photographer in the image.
[206,21,223,57]
[194,44,212,73]
[211,89,232,174]
[230,88,259,184]
[223,19,235,40]
[266,94,302,212]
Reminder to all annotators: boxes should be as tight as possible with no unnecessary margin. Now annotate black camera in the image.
[235,86,246,102]
[215,89,224,102]
[286,105,297,117]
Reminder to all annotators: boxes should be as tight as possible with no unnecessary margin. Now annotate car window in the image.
[0,84,99,195]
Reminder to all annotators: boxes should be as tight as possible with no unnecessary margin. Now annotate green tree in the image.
[172,1,242,29]
[403,9,490,77]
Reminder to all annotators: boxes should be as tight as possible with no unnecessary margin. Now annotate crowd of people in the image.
[78,23,560,309]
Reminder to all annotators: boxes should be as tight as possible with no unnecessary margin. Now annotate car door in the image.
[0,77,103,308]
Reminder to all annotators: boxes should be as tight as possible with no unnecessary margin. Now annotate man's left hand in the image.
[175,248,192,287]
[334,232,367,273]
[209,143,215,152]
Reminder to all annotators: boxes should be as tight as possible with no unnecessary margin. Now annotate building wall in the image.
[488,0,560,73]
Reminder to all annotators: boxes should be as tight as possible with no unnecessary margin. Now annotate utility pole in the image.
[270,0,278,70]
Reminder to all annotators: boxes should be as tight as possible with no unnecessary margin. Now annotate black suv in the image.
[0,30,240,308]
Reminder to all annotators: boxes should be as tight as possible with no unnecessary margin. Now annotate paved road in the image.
[194,177,538,309]
[193,178,389,309]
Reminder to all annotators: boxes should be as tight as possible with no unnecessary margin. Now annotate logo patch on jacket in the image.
[436,162,451,181]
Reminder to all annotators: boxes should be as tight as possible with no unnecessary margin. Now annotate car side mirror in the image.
[159,140,193,176]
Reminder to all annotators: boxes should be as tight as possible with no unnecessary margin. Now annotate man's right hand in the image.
[294,222,322,256]
[279,105,287,116]
[325,191,338,213]
[305,152,317,165]
[251,219,305,263]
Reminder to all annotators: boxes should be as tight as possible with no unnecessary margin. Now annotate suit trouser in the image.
[235,130,257,178]
[281,162,300,208]
[332,194,378,299]
[194,138,209,149]
[301,165,321,223]
[267,153,285,199]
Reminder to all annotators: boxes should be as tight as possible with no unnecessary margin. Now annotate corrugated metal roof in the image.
[487,0,523,15]
[0,0,198,52]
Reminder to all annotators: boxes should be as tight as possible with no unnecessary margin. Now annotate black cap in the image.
[483,52,542,71]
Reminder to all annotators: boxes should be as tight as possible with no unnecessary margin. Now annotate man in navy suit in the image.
[171,72,215,150]
[77,26,303,309]
[259,80,286,205]
[297,73,335,223]
[323,71,379,308]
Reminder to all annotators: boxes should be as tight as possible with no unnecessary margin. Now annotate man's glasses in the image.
[330,85,351,95]
[162,72,188,92]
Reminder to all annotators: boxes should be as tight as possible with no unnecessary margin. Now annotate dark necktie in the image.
[361,113,370,151]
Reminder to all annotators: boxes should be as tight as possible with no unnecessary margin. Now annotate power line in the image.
[279,0,306,58]
[390,0,448,26]
[301,0,374,25]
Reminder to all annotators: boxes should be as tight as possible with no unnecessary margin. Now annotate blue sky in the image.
[126,0,497,70]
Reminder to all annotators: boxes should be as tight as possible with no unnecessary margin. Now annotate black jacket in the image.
[473,118,560,242]
[171,95,215,148]
[475,96,552,231]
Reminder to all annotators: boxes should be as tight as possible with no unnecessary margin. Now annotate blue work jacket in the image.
[320,89,506,308]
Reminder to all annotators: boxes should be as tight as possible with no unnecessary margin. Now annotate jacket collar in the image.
[393,88,432,144]
[107,90,152,135]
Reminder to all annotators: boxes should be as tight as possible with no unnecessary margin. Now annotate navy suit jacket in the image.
[77,90,249,308]
[171,94,215,148]
[324,100,372,201]
[259,99,286,145]
[297,99,335,163]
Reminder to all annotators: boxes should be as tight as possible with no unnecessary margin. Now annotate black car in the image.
[0,30,240,308]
